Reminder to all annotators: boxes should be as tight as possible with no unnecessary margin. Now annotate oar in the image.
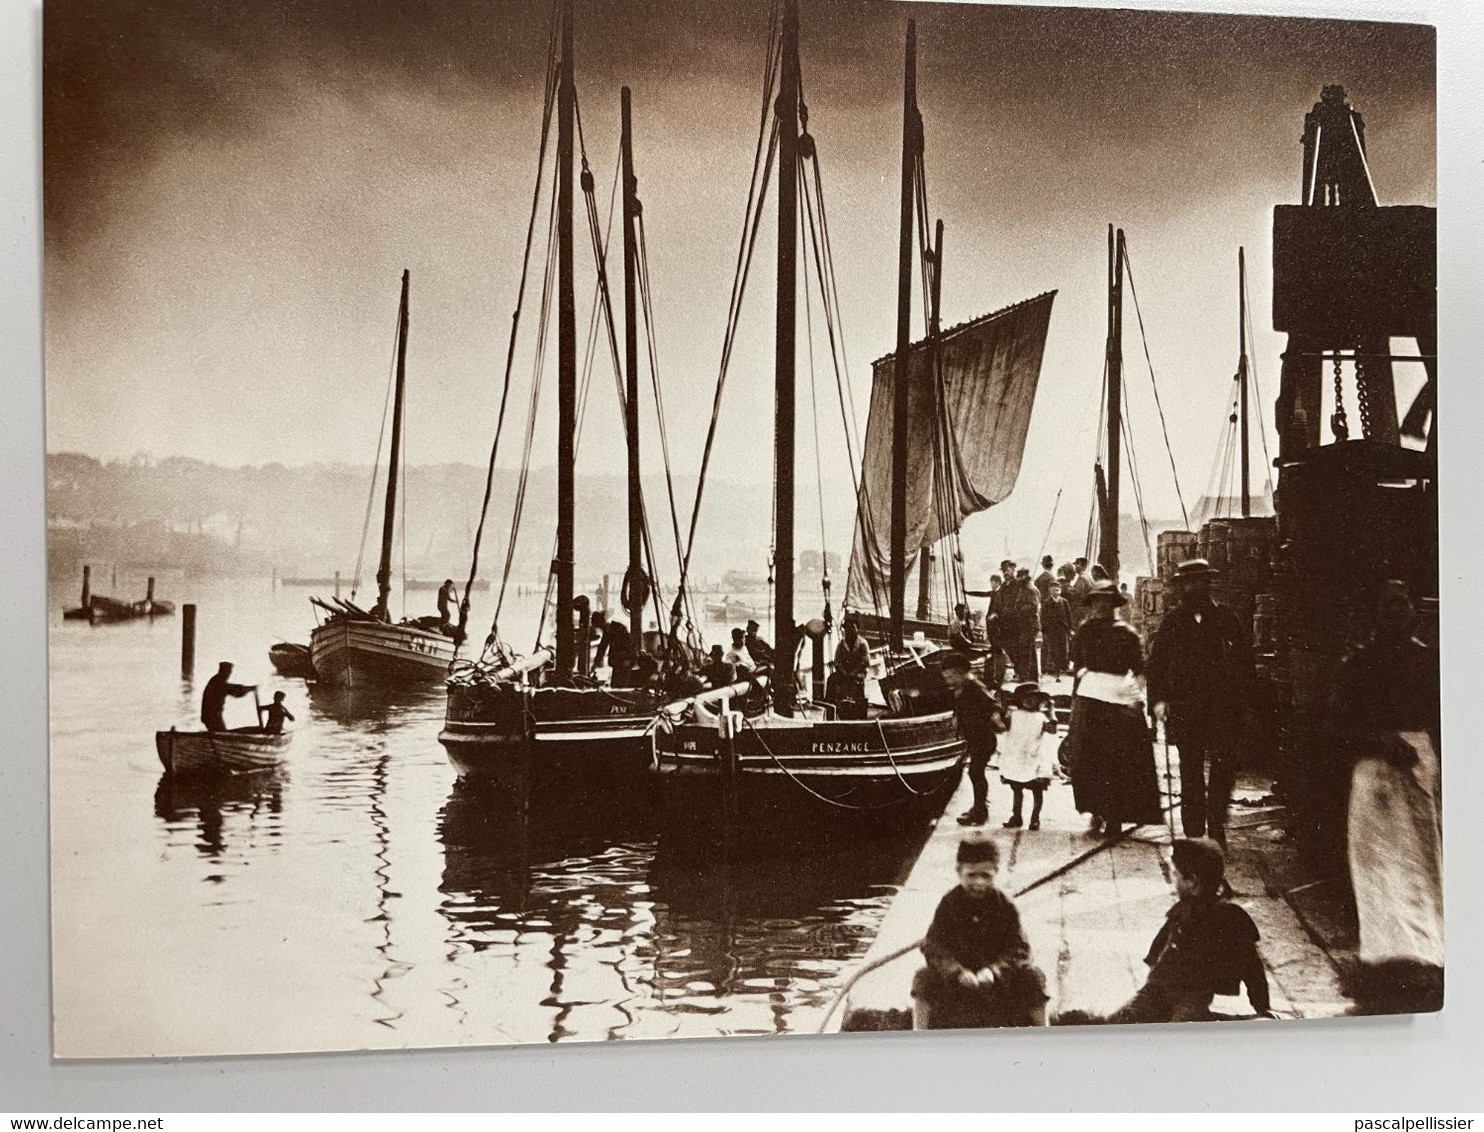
[252,686,263,732]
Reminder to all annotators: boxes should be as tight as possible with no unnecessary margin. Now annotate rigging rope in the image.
[351,317,402,601]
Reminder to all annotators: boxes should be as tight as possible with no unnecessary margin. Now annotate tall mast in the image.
[889,20,918,651]
[1238,246,1251,517]
[621,87,643,648]
[917,218,943,623]
[374,269,410,622]
[1099,226,1124,583]
[773,0,800,715]
[554,0,576,679]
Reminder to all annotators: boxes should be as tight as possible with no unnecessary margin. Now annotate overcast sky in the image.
[44,0,1434,567]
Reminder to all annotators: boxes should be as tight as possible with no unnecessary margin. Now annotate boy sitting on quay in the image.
[911,832,1049,1029]
[1058,837,1274,1025]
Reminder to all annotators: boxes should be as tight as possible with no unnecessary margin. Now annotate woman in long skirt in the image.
[1333,580,1443,1014]
[1066,581,1163,836]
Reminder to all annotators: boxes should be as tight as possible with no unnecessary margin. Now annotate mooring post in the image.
[334,571,341,599]
[81,565,91,607]
[111,565,117,589]
[181,604,197,679]
[146,576,156,608]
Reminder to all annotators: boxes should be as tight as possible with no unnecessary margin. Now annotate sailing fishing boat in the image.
[652,7,1056,842]
[440,3,714,789]
[309,271,458,686]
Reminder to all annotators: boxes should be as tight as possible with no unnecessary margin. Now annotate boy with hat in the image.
[911,832,1049,1029]
[1102,838,1272,1024]
[939,652,1008,826]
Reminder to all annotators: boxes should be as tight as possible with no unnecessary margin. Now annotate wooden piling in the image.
[334,571,341,599]
[81,565,91,607]
[146,576,156,606]
[181,604,197,678]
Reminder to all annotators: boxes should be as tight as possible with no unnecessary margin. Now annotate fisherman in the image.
[1041,580,1074,676]
[201,661,254,732]
[911,832,1049,1029]
[723,628,754,675]
[966,575,1010,687]
[829,616,872,718]
[949,602,978,653]
[437,578,459,626]
[702,644,735,688]
[593,613,636,681]
[1009,568,1041,682]
[1033,555,1057,604]
[1068,557,1094,624]
[744,620,775,670]
[939,651,1009,827]
[1146,558,1254,844]
[258,691,295,735]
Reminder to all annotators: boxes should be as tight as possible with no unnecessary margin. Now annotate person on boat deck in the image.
[965,576,1010,686]
[258,691,295,736]
[911,832,1050,1029]
[702,645,735,688]
[1041,581,1074,676]
[949,602,978,653]
[1331,579,1442,1015]
[201,662,253,732]
[1147,558,1254,844]
[744,620,774,669]
[436,579,458,626]
[1033,555,1058,604]
[723,628,754,675]
[829,617,871,711]
[593,614,635,679]
[940,651,1009,827]
[1059,838,1272,1025]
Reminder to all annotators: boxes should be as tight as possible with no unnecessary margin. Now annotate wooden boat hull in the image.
[440,680,666,791]
[155,727,292,776]
[653,709,965,847]
[308,618,454,686]
[268,642,317,680]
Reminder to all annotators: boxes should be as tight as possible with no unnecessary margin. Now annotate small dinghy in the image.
[155,726,292,776]
[269,642,317,680]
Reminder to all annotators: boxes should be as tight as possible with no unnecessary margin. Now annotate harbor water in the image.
[48,574,927,1056]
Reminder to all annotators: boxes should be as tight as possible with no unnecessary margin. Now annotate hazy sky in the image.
[44,0,1435,567]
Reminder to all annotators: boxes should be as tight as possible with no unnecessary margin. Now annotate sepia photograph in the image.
[43,0,1438,1060]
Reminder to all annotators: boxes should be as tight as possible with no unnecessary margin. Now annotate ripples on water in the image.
[49,577,929,1056]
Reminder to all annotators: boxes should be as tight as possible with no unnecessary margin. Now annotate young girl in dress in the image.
[1000,682,1057,830]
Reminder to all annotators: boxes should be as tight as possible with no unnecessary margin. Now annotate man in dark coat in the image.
[201,661,253,732]
[1033,555,1057,604]
[1147,559,1255,843]
[1008,569,1041,682]
[1041,580,1073,675]
[744,620,775,670]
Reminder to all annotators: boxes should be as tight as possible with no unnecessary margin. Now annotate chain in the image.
[1355,352,1375,439]
[1330,352,1349,442]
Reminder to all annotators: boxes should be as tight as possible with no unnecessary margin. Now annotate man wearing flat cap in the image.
[1146,558,1255,844]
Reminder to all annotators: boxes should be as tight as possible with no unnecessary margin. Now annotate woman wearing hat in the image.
[1065,580,1163,836]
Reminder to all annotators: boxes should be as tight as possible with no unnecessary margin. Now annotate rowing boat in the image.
[154,726,292,776]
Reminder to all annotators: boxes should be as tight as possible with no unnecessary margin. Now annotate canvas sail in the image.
[845,290,1056,612]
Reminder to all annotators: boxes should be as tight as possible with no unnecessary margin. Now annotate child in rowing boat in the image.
[259,691,295,736]
[999,683,1057,830]
[911,832,1049,1029]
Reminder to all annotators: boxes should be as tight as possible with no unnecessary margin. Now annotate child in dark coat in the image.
[911,833,1049,1029]
[1060,838,1273,1025]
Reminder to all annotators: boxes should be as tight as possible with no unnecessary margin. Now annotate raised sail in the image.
[845,290,1056,611]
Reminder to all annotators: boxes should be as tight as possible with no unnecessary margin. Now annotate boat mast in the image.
[554,0,577,680]
[621,87,643,649]
[1099,226,1123,582]
[916,218,943,623]
[374,268,410,622]
[890,20,919,651]
[773,0,800,715]
[1238,246,1251,517]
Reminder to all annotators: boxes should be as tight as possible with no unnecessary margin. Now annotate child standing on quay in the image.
[911,832,1049,1029]
[999,682,1057,830]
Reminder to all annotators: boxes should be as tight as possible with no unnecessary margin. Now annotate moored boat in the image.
[155,726,292,776]
[268,641,317,680]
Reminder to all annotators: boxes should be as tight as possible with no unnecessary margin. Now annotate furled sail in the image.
[845,290,1056,611]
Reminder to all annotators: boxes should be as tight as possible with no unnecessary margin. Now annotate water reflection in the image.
[153,770,286,864]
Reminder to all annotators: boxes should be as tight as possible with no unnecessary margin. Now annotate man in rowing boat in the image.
[201,662,254,732]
